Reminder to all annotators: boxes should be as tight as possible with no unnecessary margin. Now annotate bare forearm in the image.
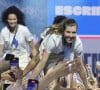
[23,57,40,77]
[29,40,37,57]
[38,63,70,90]
[30,60,46,79]
[23,61,33,77]
[30,52,49,79]
[32,48,37,57]
[23,41,39,76]
[38,60,81,90]
[39,70,57,90]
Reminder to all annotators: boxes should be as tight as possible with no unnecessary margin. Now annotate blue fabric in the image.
[12,37,18,48]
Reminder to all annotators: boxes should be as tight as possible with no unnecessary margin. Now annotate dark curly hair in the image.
[1,6,25,25]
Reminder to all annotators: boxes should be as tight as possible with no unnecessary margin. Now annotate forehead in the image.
[8,14,17,18]
[65,25,77,32]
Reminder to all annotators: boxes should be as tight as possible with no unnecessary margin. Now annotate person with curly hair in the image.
[0,5,37,81]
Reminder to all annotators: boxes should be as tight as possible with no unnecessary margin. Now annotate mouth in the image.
[69,38,74,41]
[65,37,75,44]
[9,23,16,26]
[65,37,74,40]
[9,23,15,25]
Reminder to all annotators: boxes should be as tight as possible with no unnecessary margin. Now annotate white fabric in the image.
[39,33,83,61]
[96,61,100,65]
[18,53,30,70]
[40,28,50,39]
[0,24,33,69]
[0,24,33,56]
[39,34,63,54]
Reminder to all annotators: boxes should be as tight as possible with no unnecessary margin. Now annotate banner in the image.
[48,0,100,35]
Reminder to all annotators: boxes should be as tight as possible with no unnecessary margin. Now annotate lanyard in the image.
[8,25,18,47]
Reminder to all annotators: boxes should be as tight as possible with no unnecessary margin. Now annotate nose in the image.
[69,33,73,37]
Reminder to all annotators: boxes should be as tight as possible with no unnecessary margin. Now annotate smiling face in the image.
[7,13,17,29]
[63,25,77,45]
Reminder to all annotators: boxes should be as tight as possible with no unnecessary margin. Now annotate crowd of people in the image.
[0,5,100,90]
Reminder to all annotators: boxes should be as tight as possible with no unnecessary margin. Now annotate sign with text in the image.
[48,0,100,35]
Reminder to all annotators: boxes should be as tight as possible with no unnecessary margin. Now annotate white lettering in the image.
[55,6,100,16]
[82,6,91,15]
[55,6,63,15]
[73,6,82,15]
[96,7,100,16]
[64,6,72,15]
[91,6,96,16]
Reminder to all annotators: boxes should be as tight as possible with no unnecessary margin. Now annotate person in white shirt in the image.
[35,15,67,52]
[30,18,93,90]
[40,16,67,39]
[0,6,37,83]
